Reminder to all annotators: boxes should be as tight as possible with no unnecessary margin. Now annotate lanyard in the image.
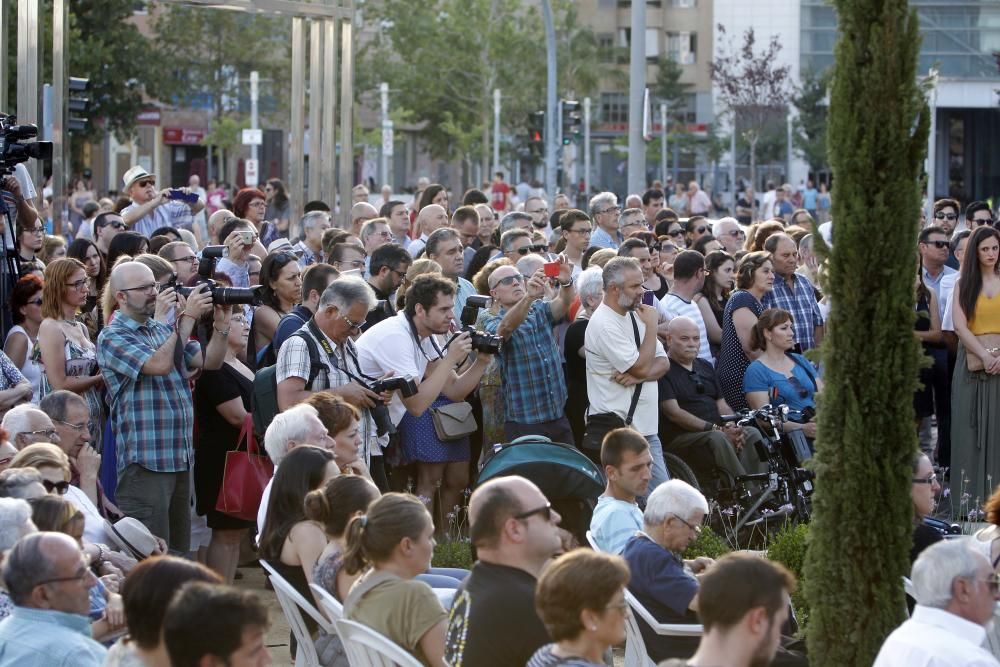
[306,318,377,385]
[403,313,444,362]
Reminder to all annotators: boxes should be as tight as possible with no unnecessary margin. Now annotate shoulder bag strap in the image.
[625,313,643,426]
[789,353,819,391]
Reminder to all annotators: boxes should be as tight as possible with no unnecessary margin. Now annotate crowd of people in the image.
[0,158,993,666]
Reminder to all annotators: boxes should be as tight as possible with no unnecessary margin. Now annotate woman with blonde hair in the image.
[395,259,442,311]
[34,258,103,443]
[37,235,67,265]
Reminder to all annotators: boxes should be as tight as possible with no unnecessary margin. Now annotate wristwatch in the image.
[558,277,574,288]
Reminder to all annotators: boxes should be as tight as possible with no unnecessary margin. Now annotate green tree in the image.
[803,1,929,665]
[792,68,832,176]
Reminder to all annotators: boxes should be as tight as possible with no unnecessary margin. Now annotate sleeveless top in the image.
[4,326,41,402]
[33,322,103,443]
[969,291,1000,334]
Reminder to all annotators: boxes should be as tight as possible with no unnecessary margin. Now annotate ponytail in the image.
[342,515,369,575]
[341,493,430,576]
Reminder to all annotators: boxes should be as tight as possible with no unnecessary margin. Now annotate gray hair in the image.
[516,255,544,278]
[425,227,460,258]
[588,191,617,216]
[602,256,641,290]
[798,233,814,254]
[264,404,321,465]
[643,479,709,528]
[3,532,64,605]
[577,267,605,307]
[0,405,45,442]
[319,275,376,314]
[360,217,388,243]
[0,468,44,499]
[39,390,87,423]
[713,217,739,234]
[301,211,330,233]
[0,498,34,551]
[499,212,532,235]
[912,537,989,609]
[500,228,531,253]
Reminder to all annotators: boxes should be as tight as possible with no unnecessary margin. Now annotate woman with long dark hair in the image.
[4,275,44,402]
[66,238,107,342]
[105,231,148,271]
[247,251,301,369]
[951,225,1000,503]
[698,250,735,358]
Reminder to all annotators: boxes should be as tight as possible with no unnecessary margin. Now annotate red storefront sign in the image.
[163,127,207,145]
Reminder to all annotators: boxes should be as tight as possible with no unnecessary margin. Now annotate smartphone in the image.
[543,261,561,278]
[167,189,200,204]
[641,289,656,306]
[237,230,255,245]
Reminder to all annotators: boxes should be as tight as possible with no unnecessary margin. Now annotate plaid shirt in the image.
[121,200,195,237]
[275,321,384,460]
[761,273,824,351]
[97,315,200,474]
[482,300,567,424]
[293,240,319,268]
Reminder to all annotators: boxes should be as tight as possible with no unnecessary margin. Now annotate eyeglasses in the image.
[23,428,59,440]
[42,479,71,495]
[135,179,155,188]
[55,419,94,433]
[26,298,43,306]
[596,206,621,215]
[912,473,938,485]
[248,200,267,208]
[27,226,45,234]
[667,230,684,238]
[978,574,1000,593]
[568,227,592,235]
[65,279,89,291]
[492,274,525,289]
[670,512,702,533]
[171,255,199,265]
[725,230,746,239]
[342,314,364,331]
[922,240,949,249]
[34,562,92,587]
[649,243,662,252]
[120,282,159,295]
[388,267,408,280]
[335,259,366,269]
[934,212,958,221]
[692,225,707,235]
[688,371,705,395]
[514,503,554,522]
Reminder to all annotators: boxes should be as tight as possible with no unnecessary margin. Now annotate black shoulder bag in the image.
[581,312,643,453]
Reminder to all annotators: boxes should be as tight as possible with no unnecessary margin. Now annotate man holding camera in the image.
[482,257,575,443]
[120,166,204,238]
[97,261,230,554]
[275,276,387,476]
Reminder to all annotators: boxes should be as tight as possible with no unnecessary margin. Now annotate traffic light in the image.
[527,110,545,157]
[561,100,581,145]
[67,77,90,133]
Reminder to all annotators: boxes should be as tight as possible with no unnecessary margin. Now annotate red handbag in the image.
[215,414,274,521]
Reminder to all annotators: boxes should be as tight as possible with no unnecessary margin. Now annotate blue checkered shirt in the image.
[761,273,824,351]
[482,300,567,424]
[589,226,621,250]
[97,315,199,474]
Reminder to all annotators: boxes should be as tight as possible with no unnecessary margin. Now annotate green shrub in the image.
[767,522,811,629]
[433,539,473,569]
[682,526,732,561]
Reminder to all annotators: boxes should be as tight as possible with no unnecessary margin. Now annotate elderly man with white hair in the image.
[713,217,746,255]
[256,403,336,537]
[874,538,1000,667]
[1,405,59,450]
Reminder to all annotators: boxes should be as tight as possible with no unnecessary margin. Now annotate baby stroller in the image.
[476,435,605,547]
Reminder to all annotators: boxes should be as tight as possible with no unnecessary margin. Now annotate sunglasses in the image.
[514,245,547,256]
[922,240,949,249]
[692,225,707,234]
[934,212,958,221]
[514,503,554,522]
[668,230,684,238]
[136,179,155,188]
[726,230,746,238]
[787,376,810,399]
[42,480,71,495]
[974,218,994,226]
[492,274,525,289]
[688,371,706,394]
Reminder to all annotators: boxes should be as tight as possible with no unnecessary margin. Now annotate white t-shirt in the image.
[257,477,273,539]
[65,484,109,546]
[356,312,439,426]
[584,303,666,437]
[761,190,776,220]
[657,293,713,362]
[940,272,958,330]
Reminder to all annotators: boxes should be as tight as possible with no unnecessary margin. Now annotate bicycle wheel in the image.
[664,452,700,491]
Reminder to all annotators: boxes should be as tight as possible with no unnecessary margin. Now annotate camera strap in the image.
[403,312,444,362]
[306,318,377,386]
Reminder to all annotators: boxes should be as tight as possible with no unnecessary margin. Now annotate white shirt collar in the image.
[911,605,988,648]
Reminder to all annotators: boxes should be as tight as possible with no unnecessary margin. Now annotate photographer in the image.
[97,261,230,554]
[1,165,40,238]
[120,166,204,237]
[481,256,575,442]
[356,274,494,528]
[363,243,411,332]
[274,276,388,473]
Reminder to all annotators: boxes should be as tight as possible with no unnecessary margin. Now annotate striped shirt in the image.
[121,200,195,237]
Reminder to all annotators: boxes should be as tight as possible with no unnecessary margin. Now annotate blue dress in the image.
[716,290,764,411]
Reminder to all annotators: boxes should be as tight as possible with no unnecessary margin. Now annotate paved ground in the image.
[236,564,295,667]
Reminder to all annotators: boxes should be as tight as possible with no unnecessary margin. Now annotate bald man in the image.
[97,262,229,553]
[445,476,562,667]
[349,201,379,236]
[659,317,763,484]
[408,204,449,259]
[206,208,232,246]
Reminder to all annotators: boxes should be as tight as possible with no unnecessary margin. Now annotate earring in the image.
[589,625,597,632]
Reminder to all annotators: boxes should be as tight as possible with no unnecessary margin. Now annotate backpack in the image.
[252,330,325,437]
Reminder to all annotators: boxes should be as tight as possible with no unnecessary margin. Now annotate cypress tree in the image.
[803,1,929,665]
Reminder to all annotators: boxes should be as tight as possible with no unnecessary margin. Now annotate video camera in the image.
[453,294,503,355]
[367,376,419,437]
[160,245,263,306]
[0,116,52,175]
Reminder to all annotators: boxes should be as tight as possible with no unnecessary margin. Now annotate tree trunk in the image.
[803,0,928,665]
[748,134,758,196]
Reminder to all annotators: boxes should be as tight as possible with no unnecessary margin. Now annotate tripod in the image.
[0,191,23,342]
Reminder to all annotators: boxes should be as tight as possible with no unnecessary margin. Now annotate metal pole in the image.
[583,97,591,199]
[379,82,388,189]
[51,0,66,225]
[660,103,667,188]
[308,20,323,202]
[626,0,646,195]
[0,0,8,114]
[17,0,40,186]
[289,17,306,222]
[785,109,793,185]
[321,19,337,204]
[338,17,355,227]
[926,71,937,219]
[541,0,557,204]
[730,117,737,212]
[493,88,501,175]
[250,71,259,164]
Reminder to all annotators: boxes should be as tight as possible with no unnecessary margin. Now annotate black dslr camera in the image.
[367,376,418,437]
[161,245,264,306]
[0,116,52,175]
[453,294,503,355]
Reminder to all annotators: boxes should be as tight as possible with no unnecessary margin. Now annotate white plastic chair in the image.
[334,618,423,667]
[260,560,336,667]
[309,582,344,622]
[585,529,600,550]
[623,589,704,667]
[902,576,917,601]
